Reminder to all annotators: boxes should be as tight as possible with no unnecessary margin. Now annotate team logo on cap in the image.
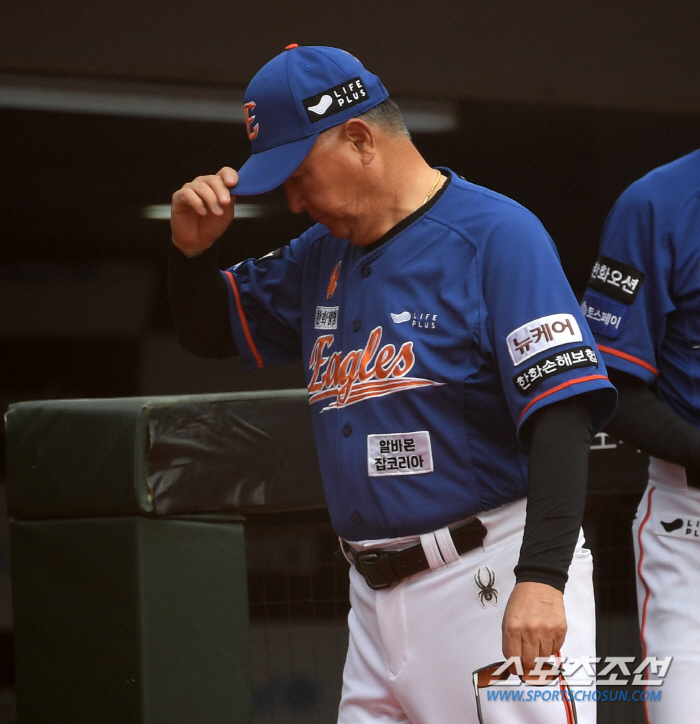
[244,101,259,141]
[303,78,368,122]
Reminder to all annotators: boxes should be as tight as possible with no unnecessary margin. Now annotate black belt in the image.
[344,518,488,590]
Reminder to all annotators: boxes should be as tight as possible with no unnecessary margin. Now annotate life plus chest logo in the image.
[390,311,438,329]
[307,326,443,410]
[412,312,437,329]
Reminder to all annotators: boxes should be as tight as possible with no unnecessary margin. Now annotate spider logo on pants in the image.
[474,567,498,607]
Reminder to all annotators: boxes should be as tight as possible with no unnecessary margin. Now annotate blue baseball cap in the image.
[232,44,390,196]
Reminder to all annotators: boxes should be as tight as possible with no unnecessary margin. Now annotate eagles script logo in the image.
[327,262,341,300]
[308,326,443,410]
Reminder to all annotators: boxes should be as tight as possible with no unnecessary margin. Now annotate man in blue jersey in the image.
[170,45,616,724]
[582,150,700,724]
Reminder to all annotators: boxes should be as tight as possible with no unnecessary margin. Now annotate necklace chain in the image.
[422,169,442,205]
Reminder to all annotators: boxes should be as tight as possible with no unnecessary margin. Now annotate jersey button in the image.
[352,319,361,332]
[351,511,363,525]
[361,266,371,278]
[342,423,352,437]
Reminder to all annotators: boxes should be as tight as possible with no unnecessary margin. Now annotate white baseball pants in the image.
[632,458,700,724]
[338,498,597,724]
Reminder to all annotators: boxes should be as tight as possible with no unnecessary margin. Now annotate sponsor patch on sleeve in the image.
[506,313,583,367]
[581,292,628,339]
[315,306,339,330]
[588,255,644,303]
[513,345,599,395]
[367,431,434,477]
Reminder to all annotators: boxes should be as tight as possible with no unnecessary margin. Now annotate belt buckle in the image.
[355,550,397,590]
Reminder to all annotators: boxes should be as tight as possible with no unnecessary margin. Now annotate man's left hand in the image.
[502,581,567,675]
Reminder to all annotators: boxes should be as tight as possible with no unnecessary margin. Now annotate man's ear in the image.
[342,118,376,164]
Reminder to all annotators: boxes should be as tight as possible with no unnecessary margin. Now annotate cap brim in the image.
[231,133,319,196]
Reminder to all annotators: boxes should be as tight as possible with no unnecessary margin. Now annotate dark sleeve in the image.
[168,242,238,359]
[514,395,593,592]
[604,368,700,478]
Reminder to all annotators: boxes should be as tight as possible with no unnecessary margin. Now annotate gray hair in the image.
[357,98,411,139]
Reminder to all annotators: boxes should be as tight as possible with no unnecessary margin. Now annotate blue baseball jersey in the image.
[582,150,700,427]
[225,169,616,540]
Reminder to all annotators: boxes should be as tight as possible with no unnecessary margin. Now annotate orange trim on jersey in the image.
[637,486,655,724]
[597,345,658,377]
[518,374,609,423]
[224,270,264,369]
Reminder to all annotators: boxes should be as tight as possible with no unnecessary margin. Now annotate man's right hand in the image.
[171,167,238,257]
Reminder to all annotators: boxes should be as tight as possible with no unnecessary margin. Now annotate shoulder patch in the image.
[513,345,599,395]
[587,255,644,303]
[506,314,583,367]
[581,292,628,339]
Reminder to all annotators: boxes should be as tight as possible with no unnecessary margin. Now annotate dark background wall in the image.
[3,0,700,112]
